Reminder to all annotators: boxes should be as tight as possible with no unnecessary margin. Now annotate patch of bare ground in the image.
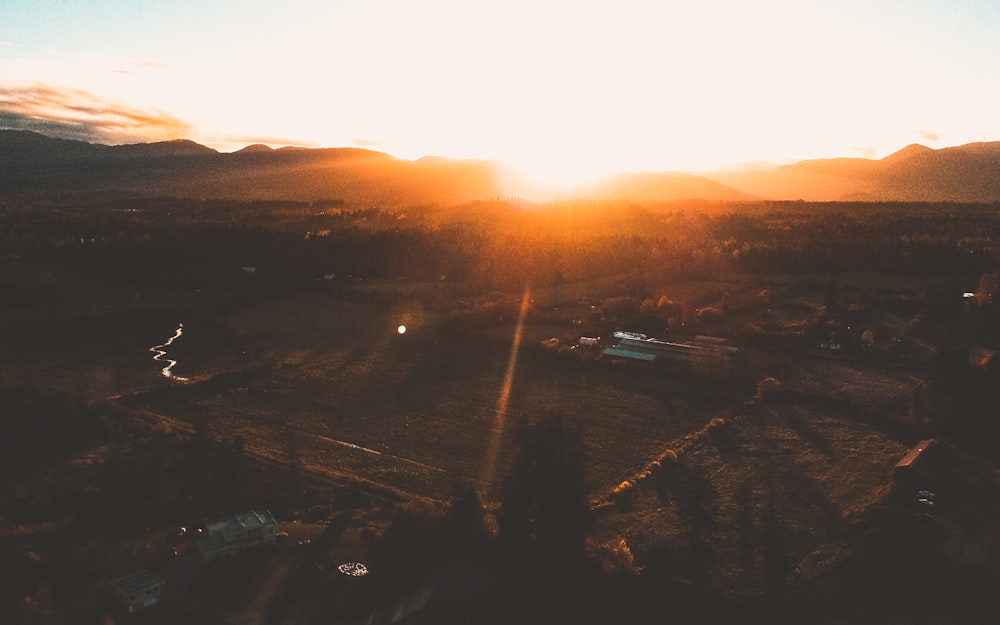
[592,393,912,604]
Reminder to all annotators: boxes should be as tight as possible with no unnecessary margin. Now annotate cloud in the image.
[853,145,878,159]
[352,138,382,148]
[918,129,940,142]
[0,83,191,144]
[106,59,172,76]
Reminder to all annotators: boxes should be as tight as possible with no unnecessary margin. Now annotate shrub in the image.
[696,306,723,324]
[756,377,782,400]
[612,480,633,496]
[706,416,728,431]
[597,537,636,572]
[657,448,679,467]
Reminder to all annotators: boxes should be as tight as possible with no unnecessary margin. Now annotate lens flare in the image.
[480,286,531,494]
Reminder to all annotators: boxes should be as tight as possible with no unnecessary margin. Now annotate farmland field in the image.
[3,198,1000,624]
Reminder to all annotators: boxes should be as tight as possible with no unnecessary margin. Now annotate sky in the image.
[3,0,1000,186]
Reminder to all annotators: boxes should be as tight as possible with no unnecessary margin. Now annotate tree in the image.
[762,495,788,611]
[496,413,591,577]
[440,483,491,562]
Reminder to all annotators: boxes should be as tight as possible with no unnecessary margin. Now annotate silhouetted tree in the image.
[762,495,788,613]
[496,413,591,578]
[214,435,246,505]
[439,483,491,562]
[363,499,466,610]
[0,385,96,456]
[285,429,303,505]
[972,271,1000,345]
[926,345,972,432]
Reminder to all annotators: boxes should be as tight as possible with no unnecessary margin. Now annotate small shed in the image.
[109,570,164,613]
[894,438,957,487]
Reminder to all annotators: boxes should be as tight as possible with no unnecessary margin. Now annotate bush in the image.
[0,385,100,454]
[656,448,679,467]
[756,377,782,400]
[612,480,633,496]
[706,416,728,431]
[696,306,723,324]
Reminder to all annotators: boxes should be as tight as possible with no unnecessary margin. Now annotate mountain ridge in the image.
[2,130,999,203]
[881,143,933,164]
[707,141,1000,202]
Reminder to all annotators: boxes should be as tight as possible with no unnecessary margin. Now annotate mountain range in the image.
[2,130,999,204]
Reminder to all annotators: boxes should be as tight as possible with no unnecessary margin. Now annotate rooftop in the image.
[109,570,163,595]
[206,509,277,536]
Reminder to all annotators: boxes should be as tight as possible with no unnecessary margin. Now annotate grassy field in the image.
[3,199,999,623]
[114,289,744,502]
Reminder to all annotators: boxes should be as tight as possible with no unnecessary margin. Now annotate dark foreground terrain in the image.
[2,196,1000,624]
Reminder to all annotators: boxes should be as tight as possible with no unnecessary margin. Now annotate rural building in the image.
[603,331,737,365]
[108,570,164,613]
[894,438,958,488]
[197,509,278,562]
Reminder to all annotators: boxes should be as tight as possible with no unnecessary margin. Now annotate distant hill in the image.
[233,144,274,154]
[0,131,502,206]
[707,142,1000,202]
[879,143,933,164]
[105,139,218,159]
[0,129,103,163]
[2,130,999,203]
[578,171,754,202]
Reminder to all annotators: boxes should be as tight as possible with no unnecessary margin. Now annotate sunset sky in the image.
[3,0,1000,185]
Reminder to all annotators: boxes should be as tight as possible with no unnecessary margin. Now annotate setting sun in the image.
[3,1,1000,183]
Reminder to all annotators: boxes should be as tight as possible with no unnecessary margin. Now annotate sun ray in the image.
[480,285,531,496]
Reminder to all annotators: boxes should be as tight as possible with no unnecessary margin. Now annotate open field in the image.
[3,198,1000,623]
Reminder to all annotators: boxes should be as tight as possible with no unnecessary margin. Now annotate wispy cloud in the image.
[0,83,191,144]
[105,59,172,76]
[853,145,878,159]
[918,129,940,142]
[352,138,382,148]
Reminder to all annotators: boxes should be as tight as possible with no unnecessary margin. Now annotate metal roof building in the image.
[197,509,278,562]
[108,570,164,613]
[603,333,736,364]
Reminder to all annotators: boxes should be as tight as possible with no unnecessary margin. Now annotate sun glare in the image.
[504,157,617,193]
[480,286,531,495]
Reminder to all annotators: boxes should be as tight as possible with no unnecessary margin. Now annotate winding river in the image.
[150,323,189,381]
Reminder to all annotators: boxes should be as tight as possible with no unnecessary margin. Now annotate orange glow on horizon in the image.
[4,1,1000,186]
